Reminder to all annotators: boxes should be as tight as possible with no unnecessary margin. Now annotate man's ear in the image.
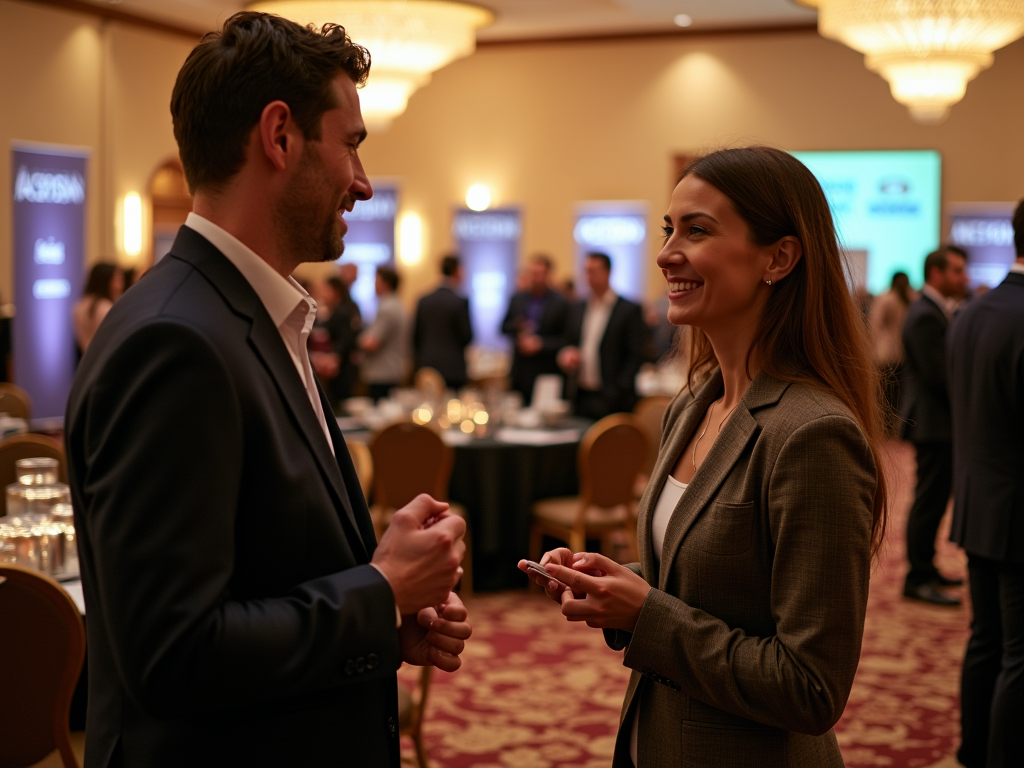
[764,236,803,285]
[258,100,298,172]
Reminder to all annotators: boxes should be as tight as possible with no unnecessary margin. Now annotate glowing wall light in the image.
[123,192,142,257]
[398,211,423,265]
[465,183,491,212]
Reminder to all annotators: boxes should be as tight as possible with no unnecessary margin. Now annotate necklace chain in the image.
[691,397,739,472]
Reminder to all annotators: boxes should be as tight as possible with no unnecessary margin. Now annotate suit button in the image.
[344,659,354,675]
[388,716,397,736]
[367,653,378,670]
[356,656,366,674]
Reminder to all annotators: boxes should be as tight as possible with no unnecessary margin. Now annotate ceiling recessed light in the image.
[674,13,693,28]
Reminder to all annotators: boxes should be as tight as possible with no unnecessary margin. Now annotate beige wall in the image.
[3,0,1023,308]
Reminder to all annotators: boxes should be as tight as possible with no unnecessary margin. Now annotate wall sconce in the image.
[465,184,491,212]
[123,192,142,257]
[398,211,423,265]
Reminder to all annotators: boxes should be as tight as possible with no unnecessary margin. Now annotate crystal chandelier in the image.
[800,0,1024,123]
[246,0,494,130]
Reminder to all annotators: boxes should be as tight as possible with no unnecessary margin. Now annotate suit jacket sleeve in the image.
[613,302,647,392]
[620,415,875,735]
[458,296,473,348]
[904,310,949,402]
[74,319,400,717]
[501,295,520,337]
[539,296,571,354]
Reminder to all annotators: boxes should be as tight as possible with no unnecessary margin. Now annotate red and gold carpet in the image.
[400,441,971,767]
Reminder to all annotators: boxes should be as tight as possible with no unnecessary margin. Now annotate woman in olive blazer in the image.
[521,147,887,767]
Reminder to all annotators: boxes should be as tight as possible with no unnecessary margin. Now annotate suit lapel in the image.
[636,371,721,584]
[168,226,366,555]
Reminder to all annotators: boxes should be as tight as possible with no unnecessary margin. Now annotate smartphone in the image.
[524,559,573,588]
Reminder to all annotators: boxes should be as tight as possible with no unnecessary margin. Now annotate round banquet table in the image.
[342,419,590,592]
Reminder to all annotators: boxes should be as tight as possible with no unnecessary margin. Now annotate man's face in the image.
[528,261,549,293]
[585,258,610,296]
[274,74,373,266]
[938,253,968,299]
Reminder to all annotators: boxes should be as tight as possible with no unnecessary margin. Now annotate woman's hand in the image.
[546,552,651,633]
[518,548,606,602]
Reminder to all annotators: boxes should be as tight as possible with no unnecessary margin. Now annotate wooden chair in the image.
[633,395,671,498]
[530,414,647,564]
[368,422,473,597]
[0,383,32,421]
[344,438,374,501]
[413,367,446,399]
[398,666,433,768]
[0,435,68,517]
[0,565,85,768]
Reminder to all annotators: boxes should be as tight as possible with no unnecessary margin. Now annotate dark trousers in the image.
[958,555,1024,768]
[905,441,953,586]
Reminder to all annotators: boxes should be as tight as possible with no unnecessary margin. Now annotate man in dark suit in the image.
[412,254,473,389]
[900,245,969,605]
[65,14,470,767]
[501,254,570,404]
[948,202,1024,768]
[310,275,361,407]
[557,252,647,419]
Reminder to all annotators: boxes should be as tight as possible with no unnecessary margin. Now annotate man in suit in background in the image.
[948,201,1024,768]
[501,254,570,404]
[412,254,473,389]
[557,252,647,419]
[66,14,470,767]
[900,245,969,606]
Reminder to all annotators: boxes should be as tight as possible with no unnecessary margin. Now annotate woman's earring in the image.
[765,278,772,286]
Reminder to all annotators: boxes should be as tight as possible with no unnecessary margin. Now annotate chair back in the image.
[0,565,85,768]
[0,384,32,421]
[369,422,452,510]
[0,435,68,517]
[578,414,648,511]
[345,438,374,500]
[633,396,671,479]
[413,367,446,399]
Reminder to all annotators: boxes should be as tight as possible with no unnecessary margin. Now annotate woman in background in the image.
[523,146,887,767]
[869,270,913,435]
[358,266,406,402]
[73,262,124,353]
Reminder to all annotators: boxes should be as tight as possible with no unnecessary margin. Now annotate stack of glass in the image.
[0,458,77,580]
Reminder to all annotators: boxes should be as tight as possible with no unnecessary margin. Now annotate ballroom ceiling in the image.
[74,0,817,40]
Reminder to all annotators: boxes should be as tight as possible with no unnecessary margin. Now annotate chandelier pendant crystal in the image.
[246,0,494,130]
[800,0,1024,123]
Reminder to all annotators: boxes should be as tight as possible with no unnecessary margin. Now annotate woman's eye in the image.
[661,225,674,239]
[688,225,707,237]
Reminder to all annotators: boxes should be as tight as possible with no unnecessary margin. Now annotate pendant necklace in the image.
[692,398,739,471]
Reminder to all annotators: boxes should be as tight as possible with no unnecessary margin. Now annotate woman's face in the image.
[656,175,771,333]
[110,269,125,300]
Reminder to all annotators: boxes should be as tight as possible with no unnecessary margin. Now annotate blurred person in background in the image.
[948,201,1024,768]
[411,254,472,389]
[310,275,360,408]
[359,265,406,402]
[900,245,969,606]
[557,252,646,419]
[644,294,675,362]
[502,254,570,404]
[72,262,124,353]
[560,277,577,302]
[868,271,912,435]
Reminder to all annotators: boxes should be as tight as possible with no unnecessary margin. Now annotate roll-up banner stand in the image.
[338,184,398,322]
[11,142,88,424]
[453,208,521,352]
[574,201,648,302]
[946,203,1018,289]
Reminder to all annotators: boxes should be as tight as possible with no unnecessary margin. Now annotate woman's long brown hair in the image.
[680,146,888,554]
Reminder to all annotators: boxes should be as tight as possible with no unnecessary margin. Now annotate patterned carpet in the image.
[398,441,972,767]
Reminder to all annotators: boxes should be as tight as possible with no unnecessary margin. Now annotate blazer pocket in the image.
[693,501,755,555]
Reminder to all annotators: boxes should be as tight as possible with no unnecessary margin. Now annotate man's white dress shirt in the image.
[579,290,617,391]
[185,213,334,454]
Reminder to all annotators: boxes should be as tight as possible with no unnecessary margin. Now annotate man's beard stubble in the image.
[273,141,347,267]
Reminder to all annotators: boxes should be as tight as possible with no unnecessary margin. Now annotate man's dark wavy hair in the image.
[171,11,371,193]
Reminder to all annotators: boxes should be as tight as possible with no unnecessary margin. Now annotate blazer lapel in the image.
[635,371,721,584]
[168,226,366,554]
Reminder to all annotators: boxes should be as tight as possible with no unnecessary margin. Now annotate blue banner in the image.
[947,205,1017,289]
[453,208,521,352]
[338,185,397,321]
[574,201,648,302]
[11,144,88,422]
